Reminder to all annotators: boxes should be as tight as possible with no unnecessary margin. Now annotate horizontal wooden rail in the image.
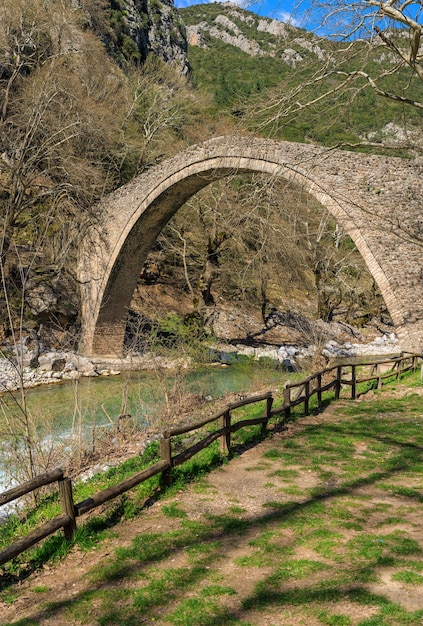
[171,412,272,468]
[0,353,421,568]
[0,514,70,567]
[0,468,64,507]
[227,391,272,411]
[75,460,169,516]
[163,392,272,438]
[172,428,227,467]
[164,411,226,438]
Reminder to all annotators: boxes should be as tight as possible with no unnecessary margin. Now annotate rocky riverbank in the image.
[0,344,192,393]
[214,331,400,368]
[0,327,402,394]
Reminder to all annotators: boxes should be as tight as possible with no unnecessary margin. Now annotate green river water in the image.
[0,362,291,485]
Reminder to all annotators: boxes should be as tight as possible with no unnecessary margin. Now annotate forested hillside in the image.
[3,0,421,352]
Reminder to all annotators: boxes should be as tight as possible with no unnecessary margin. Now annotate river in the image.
[0,361,292,491]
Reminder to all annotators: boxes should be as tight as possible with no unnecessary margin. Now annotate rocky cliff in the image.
[182,2,329,67]
[80,0,189,74]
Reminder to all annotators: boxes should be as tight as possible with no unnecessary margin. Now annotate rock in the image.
[51,358,66,372]
[257,18,290,37]
[146,0,190,74]
[280,47,303,67]
[258,348,279,360]
[26,284,57,316]
[29,354,40,369]
[95,0,189,74]
[62,370,80,380]
[286,346,297,356]
[323,342,338,354]
[76,358,98,375]
[237,346,256,357]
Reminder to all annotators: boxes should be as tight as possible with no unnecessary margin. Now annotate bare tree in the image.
[158,175,308,311]
[245,0,423,148]
[0,0,195,342]
[313,0,423,94]
[152,172,381,330]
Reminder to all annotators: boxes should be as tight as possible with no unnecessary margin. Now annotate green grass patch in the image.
[282,485,307,496]
[347,531,421,564]
[378,484,423,502]
[301,528,344,559]
[162,503,188,518]
[392,570,423,585]
[318,610,352,625]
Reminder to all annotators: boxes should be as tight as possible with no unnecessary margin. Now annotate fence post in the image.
[261,396,273,433]
[335,366,342,400]
[160,434,173,486]
[283,386,291,421]
[220,410,231,454]
[58,478,76,541]
[304,381,310,415]
[351,365,357,400]
[377,364,382,390]
[317,374,323,410]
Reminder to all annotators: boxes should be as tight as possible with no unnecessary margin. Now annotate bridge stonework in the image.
[78,136,423,357]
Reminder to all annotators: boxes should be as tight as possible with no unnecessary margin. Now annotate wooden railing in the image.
[281,353,421,420]
[0,352,420,567]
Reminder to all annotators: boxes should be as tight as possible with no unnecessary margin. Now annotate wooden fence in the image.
[0,352,421,567]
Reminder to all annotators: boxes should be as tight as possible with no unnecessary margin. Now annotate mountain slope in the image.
[180,3,423,149]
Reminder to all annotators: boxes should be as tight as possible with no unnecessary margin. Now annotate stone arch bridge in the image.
[78,136,423,357]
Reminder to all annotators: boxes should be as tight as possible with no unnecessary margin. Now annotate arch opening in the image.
[125,173,390,358]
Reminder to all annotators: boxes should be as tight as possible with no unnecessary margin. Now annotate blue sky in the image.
[173,0,421,38]
[174,0,312,28]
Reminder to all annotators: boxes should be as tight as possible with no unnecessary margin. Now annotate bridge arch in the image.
[78,136,423,357]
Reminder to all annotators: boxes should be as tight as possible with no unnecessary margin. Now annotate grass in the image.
[1,368,423,625]
[392,571,423,585]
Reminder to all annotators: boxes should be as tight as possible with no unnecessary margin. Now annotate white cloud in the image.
[274,10,302,26]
